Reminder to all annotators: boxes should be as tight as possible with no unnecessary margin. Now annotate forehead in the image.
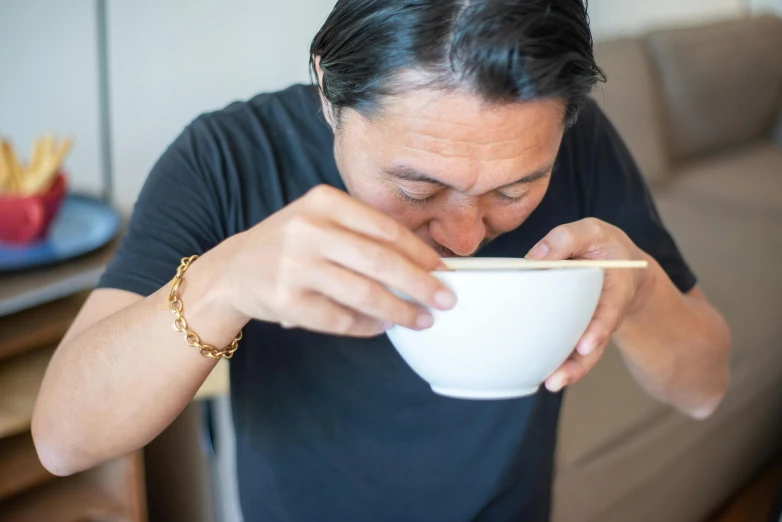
[341,89,565,193]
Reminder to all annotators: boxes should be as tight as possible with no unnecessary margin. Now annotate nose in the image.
[429,199,486,257]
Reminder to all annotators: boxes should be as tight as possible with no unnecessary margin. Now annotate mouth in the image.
[429,242,458,257]
[434,246,456,257]
[433,239,493,258]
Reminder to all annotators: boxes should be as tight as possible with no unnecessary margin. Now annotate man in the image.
[32,1,731,520]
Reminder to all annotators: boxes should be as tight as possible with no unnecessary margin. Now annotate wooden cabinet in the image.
[0,241,147,521]
[0,238,230,522]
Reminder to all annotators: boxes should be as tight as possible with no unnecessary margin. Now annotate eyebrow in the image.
[384,163,554,191]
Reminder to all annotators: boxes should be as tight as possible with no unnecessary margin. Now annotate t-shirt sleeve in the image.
[577,101,697,293]
[96,117,228,297]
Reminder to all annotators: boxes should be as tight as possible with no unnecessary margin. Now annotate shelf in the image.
[0,345,55,439]
[0,236,120,317]
[0,472,129,522]
[0,292,88,362]
[0,431,54,500]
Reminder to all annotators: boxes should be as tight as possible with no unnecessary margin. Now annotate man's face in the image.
[330,89,566,257]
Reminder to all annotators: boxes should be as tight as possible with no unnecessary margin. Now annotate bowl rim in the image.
[437,257,605,273]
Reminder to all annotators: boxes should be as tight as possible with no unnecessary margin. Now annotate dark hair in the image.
[310,0,604,128]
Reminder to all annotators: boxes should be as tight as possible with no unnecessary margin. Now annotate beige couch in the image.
[553,14,782,522]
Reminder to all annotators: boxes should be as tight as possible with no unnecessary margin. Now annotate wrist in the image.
[178,247,250,339]
[626,252,662,320]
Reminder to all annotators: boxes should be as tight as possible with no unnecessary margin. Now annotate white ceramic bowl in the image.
[386,258,604,399]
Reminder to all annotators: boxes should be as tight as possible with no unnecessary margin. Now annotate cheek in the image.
[368,192,433,231]
[484,184,549,234]
[342,175,433,231]
[334,140,434,234]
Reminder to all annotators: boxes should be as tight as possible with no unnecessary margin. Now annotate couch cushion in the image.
[556,344,669,471]
[555,347,782,522]
[774,108,782,148]
[556,188,782,521]
[591,38,671,184]
[652,186,782,364]
[670,143,782,211]
[557,182,782,472]
[646,15,782,163]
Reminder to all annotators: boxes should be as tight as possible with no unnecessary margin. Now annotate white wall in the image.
[751,0,782,15]
[3,0,767,211]
[105,4,335,520]
[0,0,103,196]
[588,0,747,40]
[107,0,335,211]
[107,0,761,210]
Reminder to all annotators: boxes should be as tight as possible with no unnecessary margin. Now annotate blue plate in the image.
[0,195,120,272]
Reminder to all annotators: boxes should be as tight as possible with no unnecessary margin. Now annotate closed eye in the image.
[398,189,435,204]
[399,188,530,205]
[495,190,529,204]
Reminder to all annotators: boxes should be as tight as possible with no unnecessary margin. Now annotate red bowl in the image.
[0,173,67,244]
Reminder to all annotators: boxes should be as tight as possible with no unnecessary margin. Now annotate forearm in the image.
[614,257,731,419]
[32,252,247,475]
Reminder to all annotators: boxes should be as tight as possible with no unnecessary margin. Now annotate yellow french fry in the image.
[32,134,55,189]
[10,142,24,194]
[52,137,72,169]
[28,137,45,175]
[3,141,23,195]
[20,158,55,196]
[0,141,10,194]
[20,135,72,196]
[42,134,54,163]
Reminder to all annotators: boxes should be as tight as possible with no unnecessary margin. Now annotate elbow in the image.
[681,389,726,421]
[680,333,732,421]
[35,444,80,477]
[31,411,90,477]
[31,429,78,477]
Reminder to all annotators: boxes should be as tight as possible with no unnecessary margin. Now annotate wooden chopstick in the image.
[441,259,649,270]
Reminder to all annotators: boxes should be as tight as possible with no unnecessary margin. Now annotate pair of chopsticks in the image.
[441,258,648,271]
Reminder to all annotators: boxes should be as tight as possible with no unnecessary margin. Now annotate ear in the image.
[314,56,325,89]
[314,56,338,129]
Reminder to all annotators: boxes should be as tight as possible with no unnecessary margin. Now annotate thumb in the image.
[526,240,550,260]
[526,224,579,261]
[526,219,610,261]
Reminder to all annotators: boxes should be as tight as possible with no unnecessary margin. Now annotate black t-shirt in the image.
[98,84,695,522]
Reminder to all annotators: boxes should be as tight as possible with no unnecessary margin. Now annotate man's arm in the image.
[32,251,246,476]
[526,218,731,420]
[613,259,731,419]
[531,101,731,418]
[33,186,454,476]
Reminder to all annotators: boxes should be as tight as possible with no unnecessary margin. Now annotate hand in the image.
[216,185,456,337]
[525,218,652,392]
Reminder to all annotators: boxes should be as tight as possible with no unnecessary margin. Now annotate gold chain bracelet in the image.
[163,255,242,360]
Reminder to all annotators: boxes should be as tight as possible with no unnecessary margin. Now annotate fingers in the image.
[575,264,634,356]
[545,278,630,392]
[316,225,456,312]
[305,185,444,271]
[528,218,640,392]
[576,290,627,356]
[305,262,432,330]
[280,292,389,338]
[545,342,607,392]
[267,185,456,336]
[526,218,611,261]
